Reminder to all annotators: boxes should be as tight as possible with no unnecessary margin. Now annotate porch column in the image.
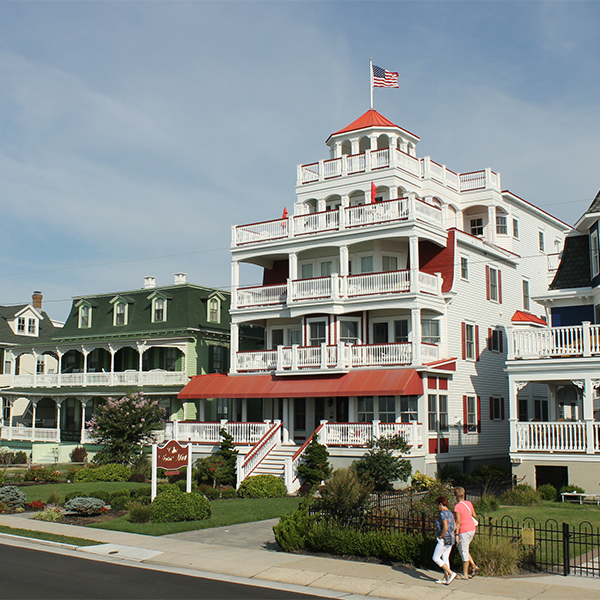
[351,138,360,154]
[199,398,205,422]
[409,235,419,293]
[289,252,298,280]
[508,377,524,454]
[317,198,326,212]
[282,398,290,444]
[31,400,37,441]
[584,377,596,454]
[348,397,357,422]
[57,350,63,386]
[230,322,239,374]
[231,260,239,309]
[80,399,88,442]
[411,308,421,366]
[32,351,38,388]
[56,399,62,439]
[487,205,496,244]
[241,398,248,423]
[288,397,295,443]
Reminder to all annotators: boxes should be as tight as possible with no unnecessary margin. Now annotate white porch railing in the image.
[290,276,332,301]
[515,422,588,452]
[415,200,442,227]
[164,420,271,444]
[419,271,439,295]
[236,284,287,308]
[346,270,410,296]
[235,350,277,372]
[1,426,61,442]
[236,421,282,486]
[10,370,188,389]
[319,421,422,447]
[421,343,439,362]
[293,210,339,236]
[345,198,408,228]
[233,218,288,245]
[350,343,411,367]
[509,323,600,360]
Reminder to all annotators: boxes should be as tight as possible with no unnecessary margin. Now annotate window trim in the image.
[539,230,545,253]
[489,396,505,421]
[307,317,328,347]
[111,299,128,327]
[592,230,599,277]
[486,265,502,303]
[462,322,479,361]
[460,256,469,281]
[523,279,531,312]
[512,218,519,239]
[463,395,480,433]
[339,317,361,345]
[77,303,92,329]
[496,214,507,235]
[208,296,221,323]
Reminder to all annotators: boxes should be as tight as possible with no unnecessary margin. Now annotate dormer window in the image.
[13,308,41,337]
[79,304,92,329]
[28,318,37,335]
[115,302,127,326]
[154,298,165,322]
[17,317,25,333]
[208,297,220,323]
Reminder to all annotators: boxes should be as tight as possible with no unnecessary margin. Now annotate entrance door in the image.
[336,397,349,422]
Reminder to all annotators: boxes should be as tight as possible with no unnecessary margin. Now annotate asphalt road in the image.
[0,543,325,600]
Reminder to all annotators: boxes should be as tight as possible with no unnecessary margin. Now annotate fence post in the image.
[562,522,570,576]
[421,512,426,538]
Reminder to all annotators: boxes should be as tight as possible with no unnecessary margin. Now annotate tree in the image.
[215,428,238,486]
[297,433,332,486]
[353,433,412,492]
[87,392,165,465]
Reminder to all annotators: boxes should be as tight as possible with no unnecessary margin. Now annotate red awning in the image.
[178,369,423,400]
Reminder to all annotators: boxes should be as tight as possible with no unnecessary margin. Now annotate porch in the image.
[0,425,95,444]
[512,421,600,454]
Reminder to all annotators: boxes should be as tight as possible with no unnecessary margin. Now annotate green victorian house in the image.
[0,275,262,463]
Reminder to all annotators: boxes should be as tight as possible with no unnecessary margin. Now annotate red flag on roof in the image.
[371,182,377,204]
[282,207,288,219]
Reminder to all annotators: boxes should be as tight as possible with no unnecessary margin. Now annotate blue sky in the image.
[1,1,599,321]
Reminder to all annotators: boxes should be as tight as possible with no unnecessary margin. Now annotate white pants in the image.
[432,538,453,569]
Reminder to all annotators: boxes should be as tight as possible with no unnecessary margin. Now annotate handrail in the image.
[292,422,325,463]
[242,421,282,469]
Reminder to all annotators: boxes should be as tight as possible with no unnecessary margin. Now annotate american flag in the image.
[372,64,399,88]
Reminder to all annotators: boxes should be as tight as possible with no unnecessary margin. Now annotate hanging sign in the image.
[151,439,193,500]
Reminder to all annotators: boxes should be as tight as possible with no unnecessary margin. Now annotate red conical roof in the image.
[327,109,419,142]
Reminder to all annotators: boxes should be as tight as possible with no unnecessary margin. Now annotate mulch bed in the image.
[59,509,126,526]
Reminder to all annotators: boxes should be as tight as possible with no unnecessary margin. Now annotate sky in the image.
[1,0,600,321]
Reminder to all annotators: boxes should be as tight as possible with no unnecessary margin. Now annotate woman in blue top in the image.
[432,496,457,585]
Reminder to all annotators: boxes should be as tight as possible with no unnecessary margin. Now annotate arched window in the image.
[208,298,220,323]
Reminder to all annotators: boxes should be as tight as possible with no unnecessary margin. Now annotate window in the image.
[28,318,36,335]
[489,268,498,301]
[470,218,484,236]
[512,218,519,239]
[290,329,302,346]
[36,356,45,374]
[464,323,476,360]
[154,297,165,322]
[592,230,599,277]
[373,322,389,344]
[486,266,502,302]
[378,396,395,422]
[394,320,409,343]
[340,320,359,344]
[360,256,373,273]
[208,298,220,323]
[294,398,306,431]
[358,397,374,423]
[309,321,326,346]
[496,214,507,235]
[461,257,469,280]
[271,329,284,348]
[382,256,398,272]
[79,305,91,329]
[523,279,530,311]
[320,261,332,277]
[211,346,224,373]
[539,230,545,252]
[428,394,448,432]
[489,397,504,420]
[115,302,126,326]
[465,396,478,433]
[301,263,313,279]
[17,317,25,333]
[421,319,440,344]
[216,398,228,420]
[534,398,549,421]
[595,304,600,325]
[489,328,502,352]
[400,396,418,422]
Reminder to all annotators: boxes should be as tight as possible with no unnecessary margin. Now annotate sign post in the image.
[151,439,193,500]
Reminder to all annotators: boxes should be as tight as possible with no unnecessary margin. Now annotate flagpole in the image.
[369,57,373,109]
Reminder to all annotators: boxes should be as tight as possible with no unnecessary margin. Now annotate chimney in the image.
[174,273,187,284]
[144,276,156,289]
[32,291,43,309]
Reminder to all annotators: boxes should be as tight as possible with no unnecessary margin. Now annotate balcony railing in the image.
[508,322,600,360]
[320,421,423,447]
[234,341,440,373]
[232,196,443,247]
[234,270,442,310]
[513,421,600,454]
[164,420,271,445]
[10,370,188,389]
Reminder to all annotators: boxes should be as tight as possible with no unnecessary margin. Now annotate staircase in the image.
[249,444,298,479]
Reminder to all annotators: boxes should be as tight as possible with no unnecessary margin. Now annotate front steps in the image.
[247,444,298,479]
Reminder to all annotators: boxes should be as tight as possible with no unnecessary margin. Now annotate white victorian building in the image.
[179,109,570,492]
[506,191,600,492]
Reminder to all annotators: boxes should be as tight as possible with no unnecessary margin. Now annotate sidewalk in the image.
[1,513,599,600]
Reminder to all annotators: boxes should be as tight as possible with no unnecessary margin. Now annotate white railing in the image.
[297,345,331,368]
[291,276,332,301]
[515,422,588,452]
[547,253,562,273]
[11,370,187,389]
[395,150,421,176]
[323,157,342,179]
[236,350,277,372]
[459,171,486,191]
[287,422,326,491]
[371,148,389,169]
[1,426,60,442]
[445,169,459,190]
[237,421,282,486]
[294,210,339,236]
[350,343,411,367]
[233,218,288,245]
[421,343,439,362]
[595,424,600,451]
[236,284,287,308]
[511,326,585,359]
[346,270,410,296]
[419,271,439,295]
[345,197,408,228]
[415,200,442,227]
[164,420,270,445]
[379,422,423,446]
[320,421,421,447]
[300,162,319,183]
[347,152,366,174]
[81,429,96,444]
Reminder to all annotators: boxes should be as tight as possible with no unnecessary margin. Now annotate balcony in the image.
[321,421,423,448]
[234,341,439,374]
[513,421,600,454]
[232,197,443,247]
[10,370,188,389]
[234,270,441,310]
[163,420,271,445]
[0,426,96,443]
[508,323,600,360]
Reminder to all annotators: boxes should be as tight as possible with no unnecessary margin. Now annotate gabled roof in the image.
[584,189,600,216]
[326,109,420,143]
[549,234,591,290]
[0,304,59,345]
[511,311,547,326]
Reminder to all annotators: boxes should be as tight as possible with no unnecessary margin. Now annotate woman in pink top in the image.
[453,487,479,579]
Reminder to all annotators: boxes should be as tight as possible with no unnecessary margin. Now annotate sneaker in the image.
[445,572,457,585]
[435,579,446,584]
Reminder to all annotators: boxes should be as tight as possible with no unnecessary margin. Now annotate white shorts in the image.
[457,530,475,561]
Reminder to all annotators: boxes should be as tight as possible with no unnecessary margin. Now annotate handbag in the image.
[443,532,453,546]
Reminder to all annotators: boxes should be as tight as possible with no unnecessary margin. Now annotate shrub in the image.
[33,506,63,522]
[471,535,525,576]
[89,490,113,504]
[501,484,541,506]
[129,473,146,483]
[197,484,221,500]
[70,446,88,463]
[67,466,82,482]
[28,500,44,511]
[24,466,61,483]
[537,483,558,502]
[110,494,131,511]
[412,480,455,518]
[128,501,152,523]
[130,452,151,480]
[316,468,372,524]
[133,486,152,499]
[353,434,412,491]
[436,464,466,485]
[176,479,188,492]
[469,464,512,496]
[273,497,319,551]
[560,484,585,495]
[0,485,27,509]
[64,497,106,515]
[47,491,61,505]
[220,487,237,499]
[474,494,499,513]
[237,475,287,499]
[296,434,332,487]
[151,489,211,523]
[65,491,89,502]
[73,463,131,482]
[216,428,238,487]
[410,471,436,491]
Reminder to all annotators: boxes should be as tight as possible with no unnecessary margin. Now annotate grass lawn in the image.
[482,501,600,529]
[22,482,149,504]
[88,496,303,536]
[0,525,100,547]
